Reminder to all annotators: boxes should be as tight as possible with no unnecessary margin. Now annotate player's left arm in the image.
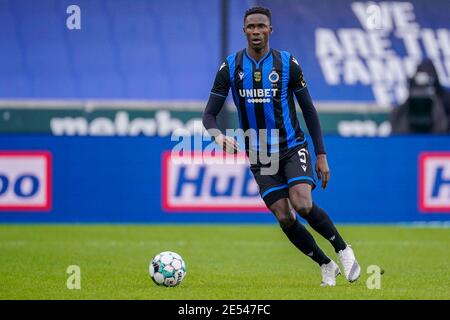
[289,55,330,189]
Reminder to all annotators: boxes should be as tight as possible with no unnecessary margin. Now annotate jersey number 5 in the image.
[298,148,308,164]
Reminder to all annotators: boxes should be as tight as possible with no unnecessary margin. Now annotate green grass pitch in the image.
[0,224,449,300]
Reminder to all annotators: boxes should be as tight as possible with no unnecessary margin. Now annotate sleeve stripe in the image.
[294,87,307,93]
[210,92,227,98]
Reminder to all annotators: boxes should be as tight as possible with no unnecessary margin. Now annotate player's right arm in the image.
[202,61,240,154]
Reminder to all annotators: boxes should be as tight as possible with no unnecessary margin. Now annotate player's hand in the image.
[214,134,240,154]
[315,154,330,189]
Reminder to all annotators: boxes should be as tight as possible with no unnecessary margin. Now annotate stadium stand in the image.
[0,0,225,99]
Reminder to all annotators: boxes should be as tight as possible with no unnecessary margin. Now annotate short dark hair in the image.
[244,6,272,25]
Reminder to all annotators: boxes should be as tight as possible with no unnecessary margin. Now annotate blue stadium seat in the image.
[0,43,24,75]
[10,0,58,13]
[0,12,18,42]
[25,43,71,75]
[152,0,200,16]
[79,72,124,98]
[124,73,171,99]
[0,74,31,97]
[105,0,150,15]
[0,0,224,99]
[111,13,158,44]
[171,71,215,100]
[118,44,164,74]
[19,13,64,42]
[0,0,11,11]
[58,0,104,12]
[159,12,203,44]
[165,43,215,73]
[32,75,77,98]
[71,43,117,74]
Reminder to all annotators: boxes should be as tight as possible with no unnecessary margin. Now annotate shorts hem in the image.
[261,185,289,207]
[287,177,316,190]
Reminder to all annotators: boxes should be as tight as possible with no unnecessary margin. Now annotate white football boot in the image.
[320,260,340,287]
[338,245,361,282]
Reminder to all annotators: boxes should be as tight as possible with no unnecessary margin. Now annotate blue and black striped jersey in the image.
[210,48,309,157]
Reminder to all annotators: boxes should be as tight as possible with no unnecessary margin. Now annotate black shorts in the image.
[250,142,316,207]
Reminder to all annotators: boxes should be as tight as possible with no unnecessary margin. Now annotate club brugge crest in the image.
[269,70,279,83]
[254,71,261,82]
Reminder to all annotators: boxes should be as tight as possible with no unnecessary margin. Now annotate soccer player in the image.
[202,6,360,286]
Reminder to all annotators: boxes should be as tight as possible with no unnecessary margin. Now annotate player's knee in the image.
[270,204,296,228]
[276,211,296,228]
[291,200,312,217]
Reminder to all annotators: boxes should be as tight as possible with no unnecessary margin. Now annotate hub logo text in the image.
[162,152,267,212]
[419,152,450,213]
[0,151,52,211]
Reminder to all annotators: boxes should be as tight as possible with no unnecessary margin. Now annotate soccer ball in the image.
[149,251,186,287]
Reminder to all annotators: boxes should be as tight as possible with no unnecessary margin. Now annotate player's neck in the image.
[246,46,270,63]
